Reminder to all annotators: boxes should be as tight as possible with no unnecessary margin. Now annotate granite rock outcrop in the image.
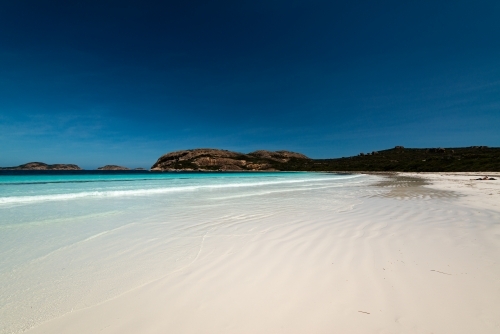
[150,149,310,171]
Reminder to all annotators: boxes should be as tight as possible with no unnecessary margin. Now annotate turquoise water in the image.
[0,171,366,333]
[0,172,345,205]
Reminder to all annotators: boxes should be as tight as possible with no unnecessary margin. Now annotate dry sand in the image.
[25,173,500,334]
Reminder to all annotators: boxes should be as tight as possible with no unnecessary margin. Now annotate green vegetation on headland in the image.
[280,146,500,172]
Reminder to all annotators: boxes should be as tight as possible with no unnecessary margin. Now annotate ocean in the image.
[0,171,367,333]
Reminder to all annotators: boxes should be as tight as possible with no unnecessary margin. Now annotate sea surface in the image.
[0,171,368,333]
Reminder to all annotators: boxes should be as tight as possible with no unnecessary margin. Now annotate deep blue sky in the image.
[1,0,499,168]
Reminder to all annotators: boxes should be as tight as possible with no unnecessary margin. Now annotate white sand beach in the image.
[8,173,500,333]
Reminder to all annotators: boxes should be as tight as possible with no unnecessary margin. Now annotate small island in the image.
[0,162,82,170]
[97,165,130,171]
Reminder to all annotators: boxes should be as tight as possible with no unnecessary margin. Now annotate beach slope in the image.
[22,173,500,334]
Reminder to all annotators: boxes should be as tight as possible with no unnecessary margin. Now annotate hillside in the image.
[280,146,500,172]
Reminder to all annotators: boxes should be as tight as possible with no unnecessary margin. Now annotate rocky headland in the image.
[150,146,500,172]
[0,162,82,170]
[150,149,310,171]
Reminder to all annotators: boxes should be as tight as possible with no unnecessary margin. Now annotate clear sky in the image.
[1,1,499,169]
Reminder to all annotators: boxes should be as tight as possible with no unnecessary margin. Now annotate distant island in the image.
[97,165,130,170]
[0,162,82,170]
[0,163,148,171]
[1,146,499,172]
